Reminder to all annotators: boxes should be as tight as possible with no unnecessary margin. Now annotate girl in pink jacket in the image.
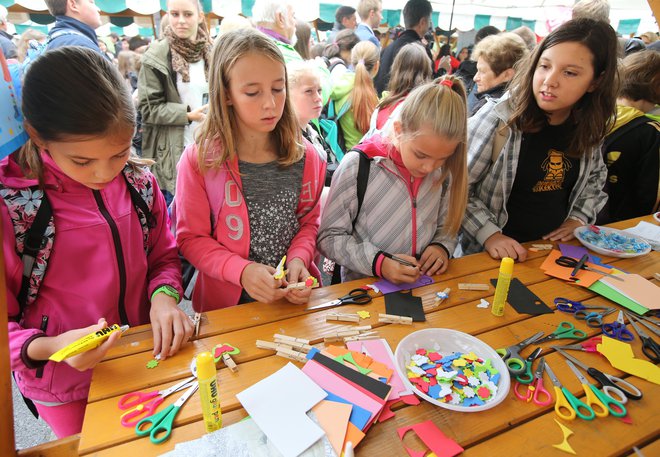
[2,47,192,438]
[176,28,326,310]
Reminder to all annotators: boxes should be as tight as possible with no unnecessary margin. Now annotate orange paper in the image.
[540,249,614,287]
[600,274,660,309]
[342,422,366,452]
[312,400,352,456]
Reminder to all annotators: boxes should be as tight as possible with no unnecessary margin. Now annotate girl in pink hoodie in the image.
[176,28,326,310]
[2,47,192,437]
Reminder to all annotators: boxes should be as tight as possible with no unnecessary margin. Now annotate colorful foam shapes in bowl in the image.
[574,225,651,258]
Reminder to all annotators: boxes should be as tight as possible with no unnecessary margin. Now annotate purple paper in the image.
[558,243,611,269]
[373,275,434,294]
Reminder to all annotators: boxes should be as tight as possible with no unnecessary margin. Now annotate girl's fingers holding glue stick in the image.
[64,324,121,372]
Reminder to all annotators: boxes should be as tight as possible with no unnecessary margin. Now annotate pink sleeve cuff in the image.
[374,253,386,278]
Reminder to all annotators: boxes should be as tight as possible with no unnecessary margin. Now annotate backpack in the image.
[22,29,95,74]
[1,165,155,319]
[317,98,351,163]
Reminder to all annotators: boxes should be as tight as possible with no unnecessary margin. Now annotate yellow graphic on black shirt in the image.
[533,149,573,192]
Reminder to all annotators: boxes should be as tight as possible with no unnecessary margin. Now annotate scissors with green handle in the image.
[564,360,627,418]
[135,382,198,444]
[495,331,544,376]
[514,347,543,384]
[544,361,595,421]
[535,321,587,344]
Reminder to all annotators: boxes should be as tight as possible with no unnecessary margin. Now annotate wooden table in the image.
[79,216,660,456]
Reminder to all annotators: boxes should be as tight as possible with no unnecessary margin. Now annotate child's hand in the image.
[543,218,583,242]
[52,318,120,372]
[381,254,421,284]
[150,294,194,361]
[284,257,312,305]
[240,262,288,304]
[484,233,528,262]
[419,245,449,276]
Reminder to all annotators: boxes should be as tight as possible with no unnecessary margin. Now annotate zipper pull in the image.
[412,197,417,209]
[40,315,49,332]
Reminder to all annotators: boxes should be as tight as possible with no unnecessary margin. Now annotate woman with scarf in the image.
[139,0,212,204]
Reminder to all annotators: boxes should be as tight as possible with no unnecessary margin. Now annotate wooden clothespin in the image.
[424,287,451,313]
[285,276,319,290]
[531,243,553,250]
[256,340,290,352]
[221,352,238,372]
[275,347,308,363]
[654,272,660,281]
[343,331,380,342]
[190,312,202,338]
[326,313,360,323]
[273,334,310,345]
[378,313,413,325]
[458,283,490,291]
[273,334,312,352]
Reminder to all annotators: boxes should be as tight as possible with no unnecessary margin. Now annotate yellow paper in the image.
[597,336,660,385]
[552,419,576,455]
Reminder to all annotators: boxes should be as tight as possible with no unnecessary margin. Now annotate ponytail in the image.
[350,41,379,134]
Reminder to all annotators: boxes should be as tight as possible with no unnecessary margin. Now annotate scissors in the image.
[553,347,642,401]
[544,361,595,421]
[624,311,660,338]
[626,313,660,363]
[554,298,616,328]
[514,357,553,406]
[307,288,372,310]
[514,347,543,384]
[535,322,587,344]
[135,382,199,444]
[554,255,623,281]
[602,311,635,342]
[495,331,544,376]
[555,336,602,353]
[118,376,196,427]
[564,359,627,418]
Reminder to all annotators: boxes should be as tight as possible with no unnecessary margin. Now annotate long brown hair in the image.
[350,41,379,134]
[195,28,302,171]
[508,18,619,157]
[380,43,432,110]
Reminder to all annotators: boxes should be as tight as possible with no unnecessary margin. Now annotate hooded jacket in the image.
[175,141,326,311]
[2,153,181,404]
[330,71,362,150]
[47,15,101,53]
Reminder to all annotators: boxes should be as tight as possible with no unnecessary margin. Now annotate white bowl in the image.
[394,328,510,412]
[574,225,651,258]
[654,212,660,224]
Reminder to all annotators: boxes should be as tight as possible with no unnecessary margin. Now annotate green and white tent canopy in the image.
[2,0,657,37]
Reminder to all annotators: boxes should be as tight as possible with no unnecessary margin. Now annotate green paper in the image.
[588,281,649,315]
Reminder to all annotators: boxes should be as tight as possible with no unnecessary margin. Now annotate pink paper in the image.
[373,275,434,294]
[397,420,463,457]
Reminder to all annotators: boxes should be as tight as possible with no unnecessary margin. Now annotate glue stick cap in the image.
[195,352,216,380]
[500,257,514,275]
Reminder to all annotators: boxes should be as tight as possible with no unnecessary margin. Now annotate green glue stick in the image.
[491,257,514,317]
[196,352,222,432]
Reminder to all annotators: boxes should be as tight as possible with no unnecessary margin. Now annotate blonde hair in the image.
[357,0,381,21]
[195,28,302,171]
[572,0,610,22]
[286,59,320,87]
[472,32,529,76]
[16,29,47,63]
[395,76,468,236]
[350,41,379,134]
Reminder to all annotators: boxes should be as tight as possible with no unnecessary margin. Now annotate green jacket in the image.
[138,39,189,194]
[331,72,361,150]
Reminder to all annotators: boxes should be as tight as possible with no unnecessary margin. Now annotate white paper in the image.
[624,221,660,250]
[236,363,327,457]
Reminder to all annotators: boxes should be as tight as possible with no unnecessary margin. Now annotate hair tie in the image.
[358,59,365,65]
[439,79,453,88]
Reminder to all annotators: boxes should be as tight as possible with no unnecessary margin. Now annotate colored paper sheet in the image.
[312,400,352,456]
[342,422,366,451]
[597,336,660,385]
[385,292,426,321]
[490,278,553,315]
[588,281,649,315]
[374,275,434,294]
[236,363,327,457]
[397,420,463,457]
[323,391,371,431]
[347,339,414,398]
[540,249,613,287]
[558,243,611,269]
[600,274,660,309]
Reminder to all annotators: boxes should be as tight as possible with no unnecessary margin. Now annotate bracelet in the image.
[151,285,180,303]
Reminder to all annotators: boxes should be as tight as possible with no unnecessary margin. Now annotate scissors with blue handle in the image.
[514,347,543,384]
[307,288,372,310]
[118,376,196,427]
[495,331,544,376]
[554,347,641,401]
[555,298,616,328]
[565,360,627,418]
[626,313,660,363]
[555,255,623,281]
[135,382,198,444]
[535,322,587,344]
[602,311,635,342]
[514,357,553,406]
[544,361,595,421]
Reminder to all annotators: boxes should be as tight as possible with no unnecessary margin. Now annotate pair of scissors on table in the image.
[535,322,588,344]
[514,347,543,384]
[554,255,623,281]
[555,298,616,328]
[553,347,642,401]
[625,313,660,363]
[557,336,602,353]
[514,357,553,406]
[602,311,635,342]
[564,360,627,418]
[118,376,196,427]
[544,362,596,421]
[307,288,372,310]
[495,331,544,375]
[135,382,199,444]
[624,311,660,338]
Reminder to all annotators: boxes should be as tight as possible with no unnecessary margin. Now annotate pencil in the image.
[383,252,418,268]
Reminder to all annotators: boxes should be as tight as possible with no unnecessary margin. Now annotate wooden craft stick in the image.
[378,314,413,325]
[323,335,346,343]
[221,353,238,372]
[272,338,312,352]
[273,334,310,344]
[275,347,308,363]
[458,283,490,291]
[344,333,381,342]
[531,244,553,250]
[326,313,360,323]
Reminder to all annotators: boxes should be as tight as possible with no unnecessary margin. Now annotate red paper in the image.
[397,420,463,457]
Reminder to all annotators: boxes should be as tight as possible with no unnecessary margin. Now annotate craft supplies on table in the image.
[574,225,651,257]
[135,382,199,444]
[513,357,552,406]
[307,288,372,311]
[458,283,489,291]
[491,257,513,316]
[495,331,544,376]
[535,322,588,345]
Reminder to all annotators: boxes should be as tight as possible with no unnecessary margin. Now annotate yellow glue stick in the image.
[49,323,128,362]
[196,351,222,432]
[491,257,514,317]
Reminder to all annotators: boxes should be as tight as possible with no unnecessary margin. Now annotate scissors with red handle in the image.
[118,376,196,427]
[514,357,553,406]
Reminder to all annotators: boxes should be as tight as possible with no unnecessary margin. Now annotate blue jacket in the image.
[47,16,101,53]
[355,23,380,49]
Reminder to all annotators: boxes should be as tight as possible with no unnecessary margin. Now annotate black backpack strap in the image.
[17,192,52,311]
[604,115,650,150]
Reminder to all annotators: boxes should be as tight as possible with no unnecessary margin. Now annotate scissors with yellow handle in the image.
[544,361,595,421]
[565,360,626,418]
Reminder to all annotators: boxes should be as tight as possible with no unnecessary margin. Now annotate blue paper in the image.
[323,390,371,431]
[0,53,28,159]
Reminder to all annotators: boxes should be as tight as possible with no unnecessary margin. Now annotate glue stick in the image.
[491,257,514,317]
[196,352,222,432]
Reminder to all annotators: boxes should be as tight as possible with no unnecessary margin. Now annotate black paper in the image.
[384,291,426,322]
[490,277,553,315]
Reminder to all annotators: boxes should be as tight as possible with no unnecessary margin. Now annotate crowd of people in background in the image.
[1,0,659,441]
